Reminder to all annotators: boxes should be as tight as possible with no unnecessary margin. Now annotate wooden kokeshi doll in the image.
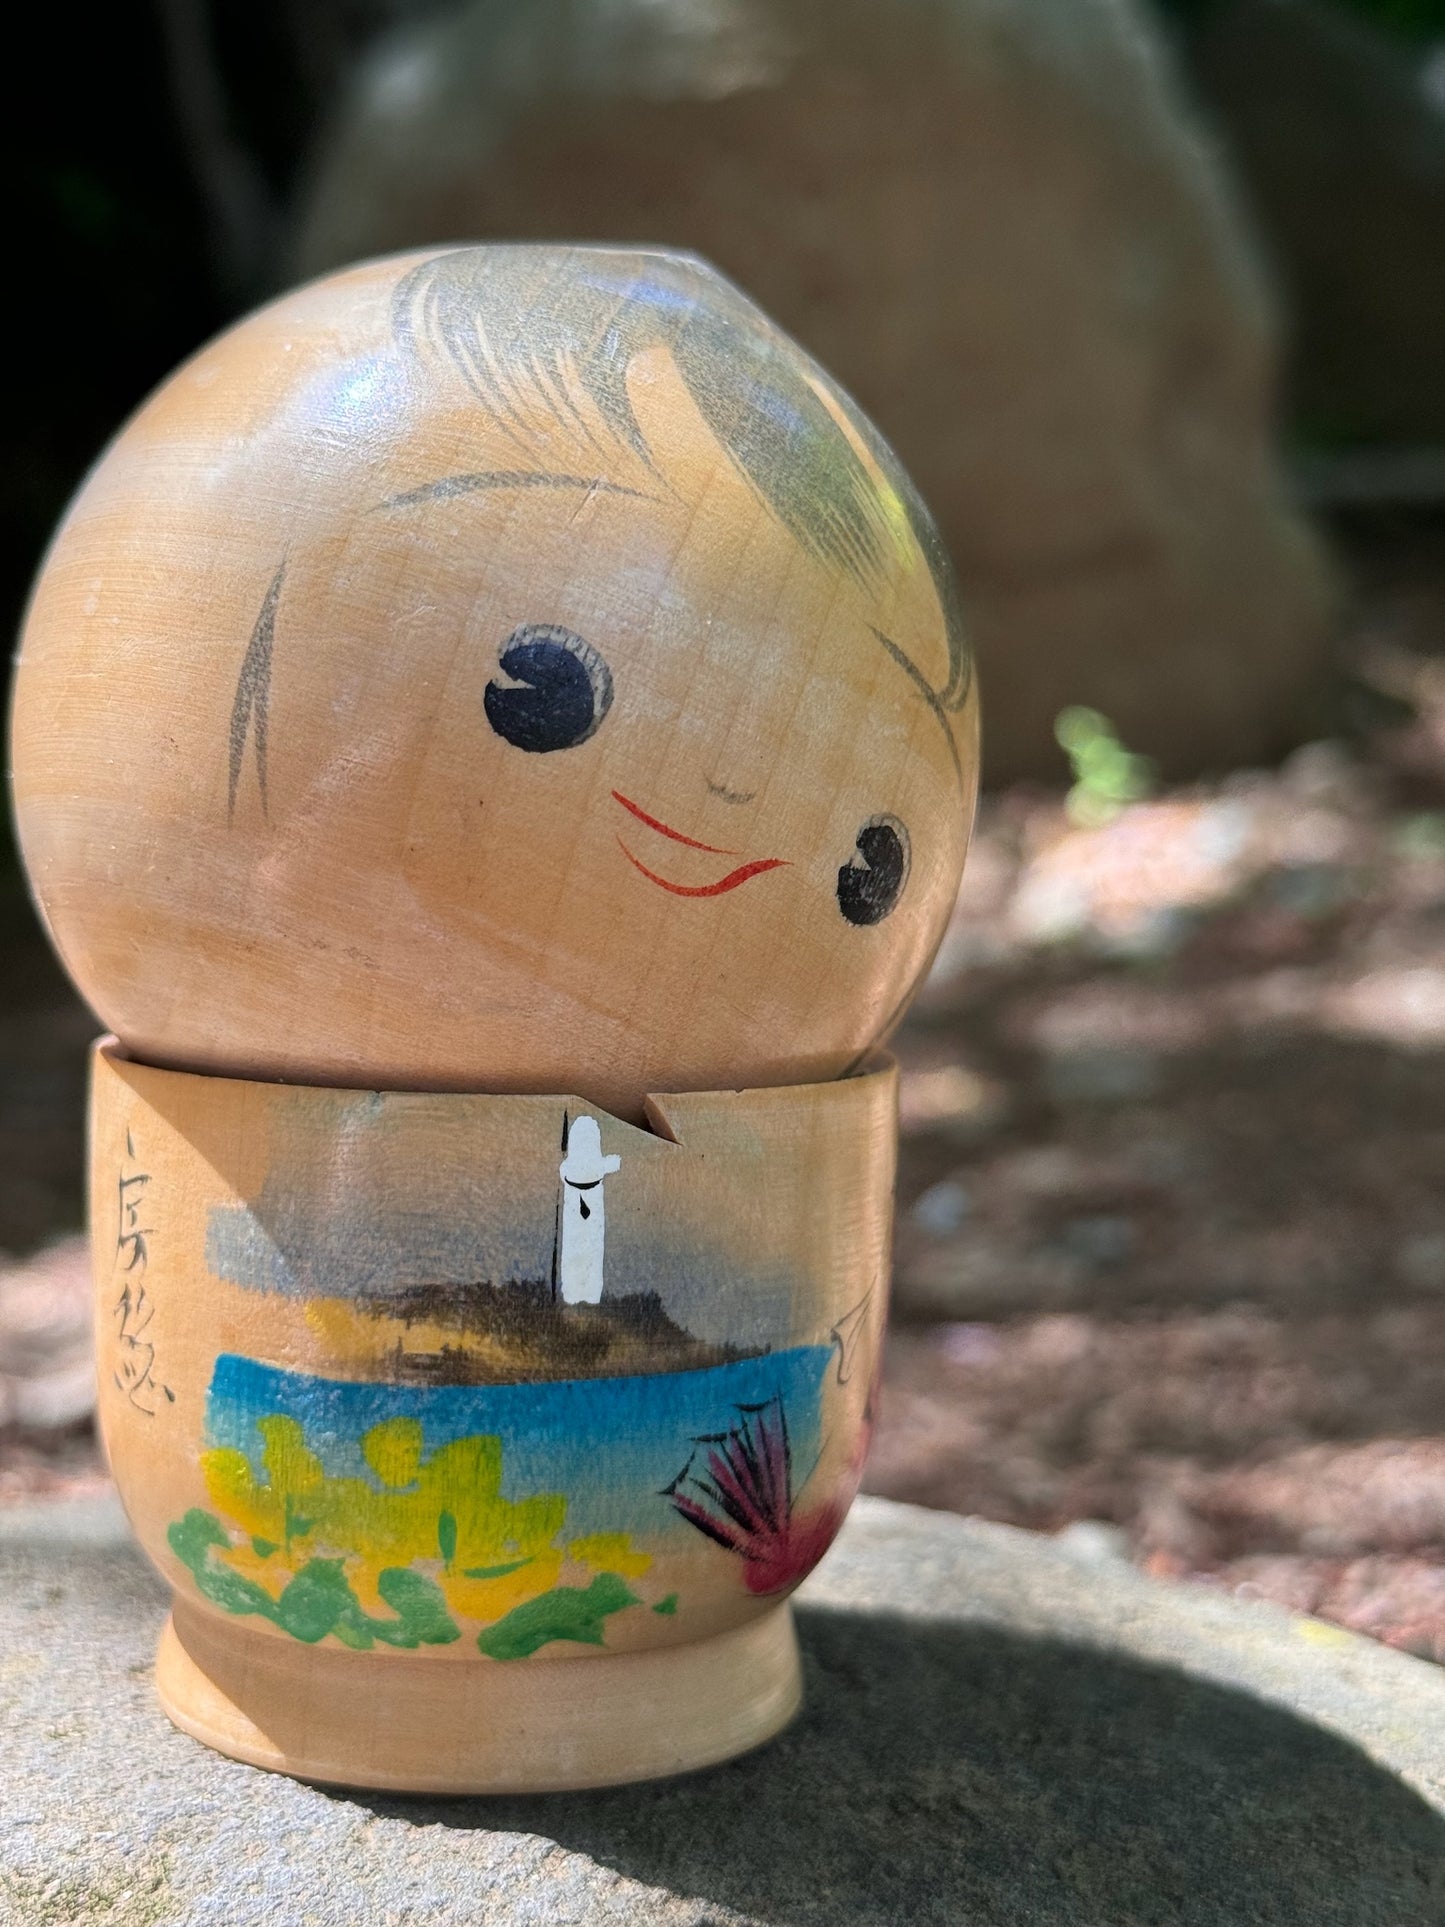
[10,247,978,1791]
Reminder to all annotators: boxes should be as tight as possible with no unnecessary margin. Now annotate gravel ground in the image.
[3,515,1443,1661]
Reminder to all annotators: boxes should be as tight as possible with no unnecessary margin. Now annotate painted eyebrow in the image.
[376,471,655,510]
[870,625,964,792]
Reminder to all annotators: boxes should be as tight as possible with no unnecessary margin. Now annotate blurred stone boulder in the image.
[0,1239,92,1433]
[293,0,1336,785]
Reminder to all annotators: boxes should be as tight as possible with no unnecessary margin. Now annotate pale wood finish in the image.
[91,1043,890,1787]
[16,247,969,1791]
[12,247,976,1122]
[157,1598,802,1793]
[92,1043,892,1642]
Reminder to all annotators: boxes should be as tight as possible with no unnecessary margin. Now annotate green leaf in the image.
[461,1558,531,1580]
[477,1573,640,1662]
[274,1559,354,1645]
[166,1509,462,1653]
[168,1510,280,1622]
[437,1509,458,1571]
[373,1569,462,1648]
[651,1593,679,1616]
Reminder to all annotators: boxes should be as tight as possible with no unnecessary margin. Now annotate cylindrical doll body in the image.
[11,246,977,1789]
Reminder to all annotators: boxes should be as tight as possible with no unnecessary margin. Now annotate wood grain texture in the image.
[12,246,977,1122]
[157,1596,803,1793]
[16,246,966,1790]
[91,1042,892,1787]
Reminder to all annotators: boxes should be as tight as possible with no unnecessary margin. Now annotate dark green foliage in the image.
[437,1509,458,1572]
[475,1572,641,1661]
[1154,0,1445,37]
[167,1507,461,1651]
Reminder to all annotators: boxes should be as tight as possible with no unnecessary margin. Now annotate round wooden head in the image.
[12,247,977,1117]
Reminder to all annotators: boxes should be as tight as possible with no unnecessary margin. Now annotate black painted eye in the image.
[837,816,910,926]
[483,623,613,753]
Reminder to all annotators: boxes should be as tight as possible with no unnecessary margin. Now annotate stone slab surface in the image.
[2,1493,1442,1926]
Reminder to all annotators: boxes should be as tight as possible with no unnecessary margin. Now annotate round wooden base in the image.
[156,1598,803,1792]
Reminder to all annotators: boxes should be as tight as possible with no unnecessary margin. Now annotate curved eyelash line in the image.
[706,778,756,805]
[869,625,964,792]
[228,557,285,823]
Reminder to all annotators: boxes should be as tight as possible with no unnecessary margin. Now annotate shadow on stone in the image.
[337,1607,1445,1926]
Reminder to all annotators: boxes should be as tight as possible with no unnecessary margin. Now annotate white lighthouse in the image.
[556,1115,621,1305]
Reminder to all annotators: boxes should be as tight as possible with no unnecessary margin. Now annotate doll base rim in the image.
[93,1032,896,1119]
[156,1597,802,1793]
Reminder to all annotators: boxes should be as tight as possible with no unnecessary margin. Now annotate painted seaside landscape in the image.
[314,1280,758,1386]
[169,1344,840,1660]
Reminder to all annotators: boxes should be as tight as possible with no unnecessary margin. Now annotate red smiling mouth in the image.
[611,790,788,897]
